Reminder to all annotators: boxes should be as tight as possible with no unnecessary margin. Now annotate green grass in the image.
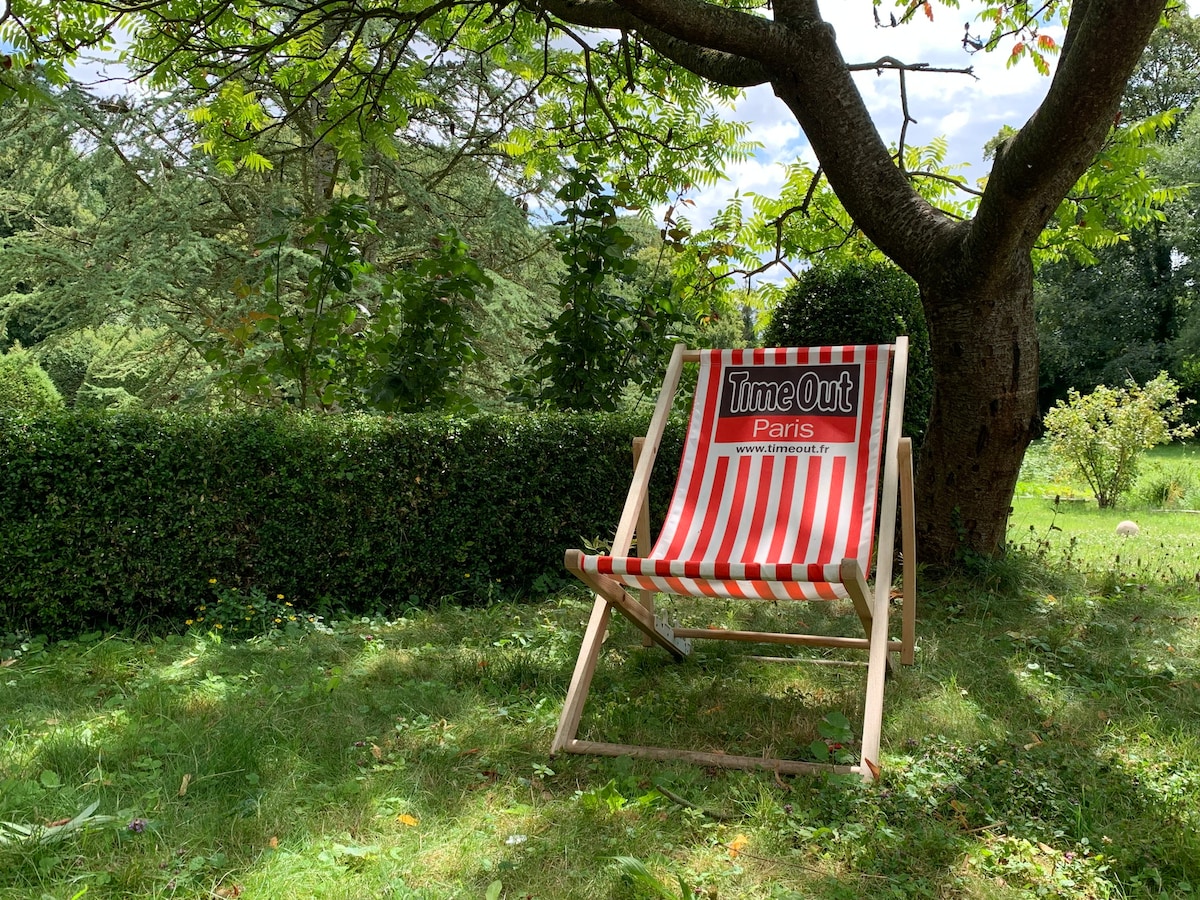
[1016,441,1200,510]
[1010,441,1200,587]
[3,444,1200,899]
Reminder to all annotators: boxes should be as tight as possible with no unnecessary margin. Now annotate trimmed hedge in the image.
[0,411,683,638]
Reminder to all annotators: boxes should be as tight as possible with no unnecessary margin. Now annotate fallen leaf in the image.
[397,814,419,827]
[371,744,383,760]
[268,836,279,849]
[728,834,749,858]
[864,757,881,780]
[1,658,15,667]
[1037,841,1056,856]
[1023,733,1043,751]
[214,886,243,898]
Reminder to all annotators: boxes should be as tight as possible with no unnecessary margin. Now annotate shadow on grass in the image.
[2,576,1199,898]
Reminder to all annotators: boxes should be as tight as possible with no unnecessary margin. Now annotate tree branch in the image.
[970,0,1166,280]
[528,0,769,86]
[846,56,975,77]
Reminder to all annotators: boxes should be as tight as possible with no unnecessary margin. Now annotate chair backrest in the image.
[650,345,894,573]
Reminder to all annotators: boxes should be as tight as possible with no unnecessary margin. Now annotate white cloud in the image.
[680,0,1076,236]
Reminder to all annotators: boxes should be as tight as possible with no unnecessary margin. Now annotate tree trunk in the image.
[915,250,1040,563]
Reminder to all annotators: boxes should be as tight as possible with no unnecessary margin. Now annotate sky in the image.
[688,0,1066,226]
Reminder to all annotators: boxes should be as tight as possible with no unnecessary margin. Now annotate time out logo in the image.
[714,363,861,444]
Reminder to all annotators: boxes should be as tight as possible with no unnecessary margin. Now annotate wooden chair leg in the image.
[858,582,892,782]
[898,437,917,666]
[551,597,613,755]
[840,558,874,636]
[841,558,897,674]
[633,437,655,648]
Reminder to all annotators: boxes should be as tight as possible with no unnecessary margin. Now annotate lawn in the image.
[2,444,1199,899]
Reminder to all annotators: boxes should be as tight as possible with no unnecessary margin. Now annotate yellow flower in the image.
[277,594,285,600]
[274,617,282,623]
[185,619,194,626]
[215,623,223,629]
[209,578,217,584]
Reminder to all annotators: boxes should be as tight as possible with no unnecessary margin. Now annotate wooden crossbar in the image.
[563,740,858,777]
[672,628,904,652]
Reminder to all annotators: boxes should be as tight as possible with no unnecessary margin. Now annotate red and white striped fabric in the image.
[583,345,893,600]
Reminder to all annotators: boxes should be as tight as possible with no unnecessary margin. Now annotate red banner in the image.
[715,363,860,444]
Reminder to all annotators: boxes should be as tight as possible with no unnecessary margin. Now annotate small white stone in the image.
[1115,520,1140,537]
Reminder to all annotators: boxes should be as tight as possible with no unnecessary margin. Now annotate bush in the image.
[1137,463,1198,509]
[0,345,64,414]
[0,410,684,638]
[764,261,933,444]
[1043,373,1196,508]
[37,336,94,406]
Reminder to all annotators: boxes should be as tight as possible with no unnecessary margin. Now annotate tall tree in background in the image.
[1,0,1171,563]
[1120,7,1200,127]
[1035,8,1200,412]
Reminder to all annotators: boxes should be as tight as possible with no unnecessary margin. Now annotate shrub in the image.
[0,410,683,638]
[764,261,932,443]
[1137,463,1198,509]
[0,345,64,414]
[1042,373,1196,508]
[38,335,96,406]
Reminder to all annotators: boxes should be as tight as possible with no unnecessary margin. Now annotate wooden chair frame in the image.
[551,341,916,781]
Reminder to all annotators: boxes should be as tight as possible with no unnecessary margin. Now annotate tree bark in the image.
[917,237,1041,561]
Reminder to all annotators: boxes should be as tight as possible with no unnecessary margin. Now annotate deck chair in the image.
[552,339,916,781]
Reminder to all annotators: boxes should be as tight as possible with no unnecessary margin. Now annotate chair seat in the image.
[581,555,849,600]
